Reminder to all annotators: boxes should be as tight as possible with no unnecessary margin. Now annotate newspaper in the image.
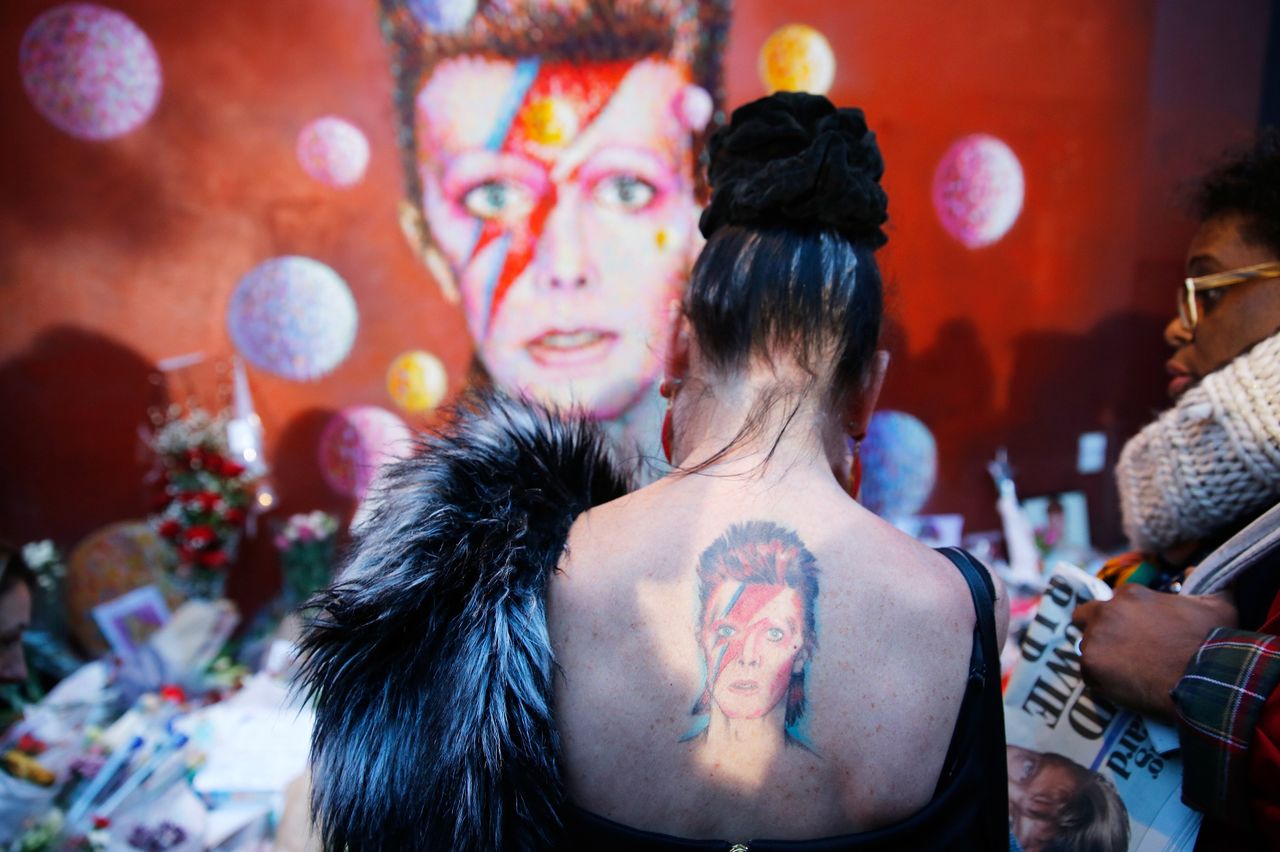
[1003,562,1202,852]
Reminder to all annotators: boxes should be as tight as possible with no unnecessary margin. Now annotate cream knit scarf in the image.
[1116,329,1280,553]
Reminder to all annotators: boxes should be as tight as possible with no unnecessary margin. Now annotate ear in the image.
[398,200,460,305]
[664,299,692,381]
[845,350,890,437]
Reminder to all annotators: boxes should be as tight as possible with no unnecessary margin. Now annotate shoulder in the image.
[297,390,630,852]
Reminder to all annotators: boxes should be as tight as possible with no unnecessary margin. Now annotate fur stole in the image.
[296,391,630,851]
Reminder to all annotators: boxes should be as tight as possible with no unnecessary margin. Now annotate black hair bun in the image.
[699,92,888,248]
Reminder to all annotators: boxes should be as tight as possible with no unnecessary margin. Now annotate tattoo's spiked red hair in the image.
[693,520,820,729]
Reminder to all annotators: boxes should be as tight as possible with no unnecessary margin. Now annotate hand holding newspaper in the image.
[1004,562,1201,852]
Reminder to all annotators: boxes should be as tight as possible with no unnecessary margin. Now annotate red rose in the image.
[203,452,226,476]
[17,733,46,755]
[159,684,186,704]
[194,492,220,511]
[224,507,246,524]
[222,460,246,478]
[92,816,111,829]
[158,519,181,538]
[197,549,228,568]
[184,525,216,547]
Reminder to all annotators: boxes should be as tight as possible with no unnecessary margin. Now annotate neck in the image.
[670,361,846,483]
[697,707,790,780]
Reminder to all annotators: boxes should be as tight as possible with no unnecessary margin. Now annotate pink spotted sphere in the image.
[319,406,413,500]
[932,134,1024,249]
[296,117,371,189]
[20,3,162,140]
[227,256,359,382]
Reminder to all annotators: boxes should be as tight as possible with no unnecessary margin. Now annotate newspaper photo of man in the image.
[1007,744,1129,852]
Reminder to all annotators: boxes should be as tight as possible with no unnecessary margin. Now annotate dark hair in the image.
[687,92,887,410]
[692,521,819,728]
[1043,753,1130,852]
[0,542,36,598]
[1191,127,1280,256]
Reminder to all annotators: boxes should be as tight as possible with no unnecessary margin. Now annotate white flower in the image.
[21,539,56,568]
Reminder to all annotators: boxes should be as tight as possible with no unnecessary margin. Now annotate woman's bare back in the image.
[549,469,998,842]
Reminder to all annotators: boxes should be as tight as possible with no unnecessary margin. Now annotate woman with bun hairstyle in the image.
[298,92,1011,851]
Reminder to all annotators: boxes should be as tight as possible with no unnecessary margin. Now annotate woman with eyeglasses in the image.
[1073,129,1280,849]
[298,93,1013,851]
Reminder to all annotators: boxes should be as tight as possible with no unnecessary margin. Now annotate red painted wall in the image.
[0,0,1270,616]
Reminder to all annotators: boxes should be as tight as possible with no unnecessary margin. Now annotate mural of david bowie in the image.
[380,0,731,481]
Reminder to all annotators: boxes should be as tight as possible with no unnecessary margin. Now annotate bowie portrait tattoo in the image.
[684,521,820,749]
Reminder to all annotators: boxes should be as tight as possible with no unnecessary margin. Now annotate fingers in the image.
[1071,599,1099,631]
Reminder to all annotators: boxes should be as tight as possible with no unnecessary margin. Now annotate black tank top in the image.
[561,547,1010,851]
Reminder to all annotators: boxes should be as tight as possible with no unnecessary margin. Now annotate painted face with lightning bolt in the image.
[416,56,711,421]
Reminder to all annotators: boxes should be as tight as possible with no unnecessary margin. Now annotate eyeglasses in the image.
[1179,261,1280,332]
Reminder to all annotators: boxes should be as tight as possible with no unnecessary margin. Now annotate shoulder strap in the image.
[936,546,1010,849]
[938,546,997,665]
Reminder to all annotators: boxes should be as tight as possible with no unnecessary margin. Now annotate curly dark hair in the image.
[1191,127,1280,255]
[688,93,886,408]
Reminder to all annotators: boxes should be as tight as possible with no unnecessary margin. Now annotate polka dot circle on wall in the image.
[296,117,371,189]
[227,256,358,381]
[65,521,171,654]
[407,0,477,33]
[758,24,836,95]
[859,410,938,519]
[318,406,414,500]
[20,2,162,140]
[387,350,448,414]
[932,134,1025,249]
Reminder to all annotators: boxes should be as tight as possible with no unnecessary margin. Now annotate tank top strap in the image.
[933,546,1010,847]
[935,547,998,677]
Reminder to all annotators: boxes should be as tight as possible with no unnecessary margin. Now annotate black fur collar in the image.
[296,391,630,851]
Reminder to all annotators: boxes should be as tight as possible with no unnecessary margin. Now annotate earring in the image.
[848,435,863,500]
[660,379,682,465]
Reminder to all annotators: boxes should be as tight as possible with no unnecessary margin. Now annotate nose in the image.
[535,192,591,292]
[1164,313,1193,348]
[741,631,764,667]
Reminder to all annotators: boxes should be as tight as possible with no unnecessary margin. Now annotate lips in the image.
[1166,359,1194,399]
[525,329,618,368]
[727,680,759,695]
